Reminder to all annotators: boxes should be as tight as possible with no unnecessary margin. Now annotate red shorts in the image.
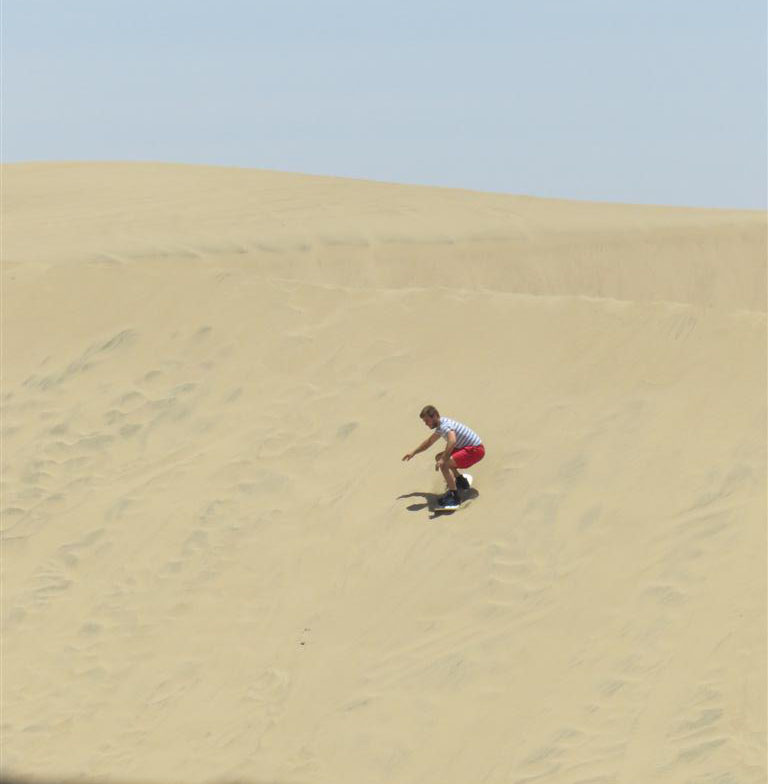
[451,444,485,469]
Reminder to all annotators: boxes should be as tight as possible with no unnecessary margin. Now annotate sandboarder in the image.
[402,405,485,509]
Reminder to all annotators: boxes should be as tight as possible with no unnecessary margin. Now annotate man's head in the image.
[420,405,440,429]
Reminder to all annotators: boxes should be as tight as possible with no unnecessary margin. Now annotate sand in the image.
[1,162,766,783]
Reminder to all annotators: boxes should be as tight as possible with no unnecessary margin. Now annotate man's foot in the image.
[455,474,470,491]
[436,490,461,510]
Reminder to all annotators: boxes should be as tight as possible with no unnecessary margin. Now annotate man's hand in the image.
[402,452,414,462]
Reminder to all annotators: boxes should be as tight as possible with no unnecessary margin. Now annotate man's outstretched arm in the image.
[402,431,440,461]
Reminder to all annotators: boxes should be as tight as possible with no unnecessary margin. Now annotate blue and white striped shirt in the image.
[436,417,483,449]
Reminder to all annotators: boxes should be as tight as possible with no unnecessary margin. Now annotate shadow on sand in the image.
[397,488,479,518]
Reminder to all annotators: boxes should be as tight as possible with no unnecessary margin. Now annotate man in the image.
[402,405,485,509]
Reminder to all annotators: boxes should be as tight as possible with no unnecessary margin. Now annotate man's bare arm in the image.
[402,431,440,461]
[442,430,456,460]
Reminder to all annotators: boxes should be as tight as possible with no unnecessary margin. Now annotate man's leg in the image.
[449,447,473,491]
[439,457,457,491]
[436,451,461,478]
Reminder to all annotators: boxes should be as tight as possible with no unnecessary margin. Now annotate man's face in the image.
[422,412,440,429]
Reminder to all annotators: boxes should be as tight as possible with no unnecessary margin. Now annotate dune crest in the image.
[2,163,765,783]
[4,162,765,309]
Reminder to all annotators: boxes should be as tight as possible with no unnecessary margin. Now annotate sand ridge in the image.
[1,163,766,783]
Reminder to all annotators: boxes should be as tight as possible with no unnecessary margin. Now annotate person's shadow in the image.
[397,489,479,518]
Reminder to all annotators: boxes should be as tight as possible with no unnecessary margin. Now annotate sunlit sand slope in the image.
[2,163,765,784]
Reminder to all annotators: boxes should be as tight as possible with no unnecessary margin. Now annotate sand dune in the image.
[2,163,765,783]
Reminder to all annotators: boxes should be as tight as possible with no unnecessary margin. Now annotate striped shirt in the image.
[436,417,483,449]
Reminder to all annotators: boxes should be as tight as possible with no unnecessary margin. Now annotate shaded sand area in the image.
[2,163,766,783]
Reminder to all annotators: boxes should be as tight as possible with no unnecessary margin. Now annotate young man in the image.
[402,405,485,509]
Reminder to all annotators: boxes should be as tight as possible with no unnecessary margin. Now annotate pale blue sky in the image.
[3,0,766,207]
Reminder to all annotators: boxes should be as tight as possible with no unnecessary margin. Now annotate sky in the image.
[2,0,766,208]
